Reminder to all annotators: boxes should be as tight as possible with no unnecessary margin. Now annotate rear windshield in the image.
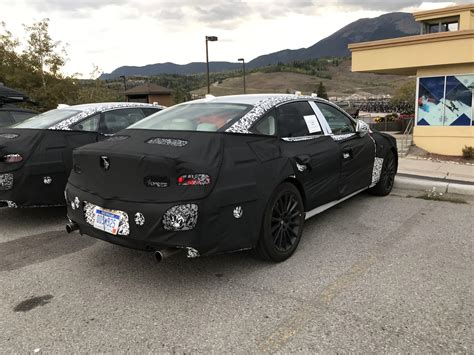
[13,109,80,129]
[128,103,252,132]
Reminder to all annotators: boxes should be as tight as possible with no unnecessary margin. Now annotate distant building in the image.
[124,83,174,107]
[349,4,474,156]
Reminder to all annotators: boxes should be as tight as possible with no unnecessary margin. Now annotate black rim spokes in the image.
[271,192,301,252]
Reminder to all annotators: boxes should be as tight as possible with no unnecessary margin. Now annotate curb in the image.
[394,176,474,196]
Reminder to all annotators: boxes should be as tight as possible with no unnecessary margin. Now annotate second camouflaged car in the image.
[0,102,164,208]
[65,94,397,262]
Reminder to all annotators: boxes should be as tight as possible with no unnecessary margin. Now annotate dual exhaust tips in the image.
[65,221,181,263]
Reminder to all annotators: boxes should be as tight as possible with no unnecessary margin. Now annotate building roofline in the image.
[349,30,474,51]
[413,4,474,20]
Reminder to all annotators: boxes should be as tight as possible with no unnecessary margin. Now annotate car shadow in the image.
[80,196,370,291]
[0,206,67,224]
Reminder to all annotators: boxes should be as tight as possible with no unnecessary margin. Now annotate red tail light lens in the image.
[177,174,210,186]
[1,154,23,163]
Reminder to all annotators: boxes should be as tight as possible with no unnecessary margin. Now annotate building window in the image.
[417,75,474,126]
[127,95,148,103]
[422,17,459,34]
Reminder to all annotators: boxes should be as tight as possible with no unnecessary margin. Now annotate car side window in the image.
[316,102,355,135]
[276,101,321,137]
[99,108,145,135]
[250,110,277,136]
[11,111,35,122]
[70,113,100,132]
[141,107,161,117]
[0,111,15,127]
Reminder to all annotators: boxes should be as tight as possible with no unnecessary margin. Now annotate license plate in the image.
[93,207,121,235]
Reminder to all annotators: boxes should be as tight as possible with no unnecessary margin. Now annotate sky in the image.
[0,0,465,77]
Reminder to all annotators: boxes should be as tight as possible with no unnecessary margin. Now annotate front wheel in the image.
[254,182,305,262]
[369,150,397,196]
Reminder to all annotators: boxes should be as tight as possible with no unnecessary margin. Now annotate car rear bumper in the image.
[65,182,260,257]
[0,168,68,208]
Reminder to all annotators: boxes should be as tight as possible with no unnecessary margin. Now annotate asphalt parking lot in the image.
[0,190,472,353]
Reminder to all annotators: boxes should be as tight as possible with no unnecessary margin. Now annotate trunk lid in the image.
[69,130,224,203]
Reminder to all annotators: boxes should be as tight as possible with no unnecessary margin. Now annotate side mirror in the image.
[355,119,369,137]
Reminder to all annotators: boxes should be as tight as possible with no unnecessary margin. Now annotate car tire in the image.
[369,150,397,196]
[254,182,305,262]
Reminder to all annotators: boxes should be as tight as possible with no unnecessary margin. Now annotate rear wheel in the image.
[369,150,397,196]
[254,183,305,262]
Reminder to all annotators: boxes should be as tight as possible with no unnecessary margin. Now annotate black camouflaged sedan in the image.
[65,94,397,262]
[0,102,163,208]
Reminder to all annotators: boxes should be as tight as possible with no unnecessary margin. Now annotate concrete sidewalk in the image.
[395,155,474,196]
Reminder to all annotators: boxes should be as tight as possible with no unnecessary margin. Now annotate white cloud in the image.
[0,0,467,77]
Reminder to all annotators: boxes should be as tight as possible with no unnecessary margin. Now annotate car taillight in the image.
[177,174,211,186]
[1,154,23,163]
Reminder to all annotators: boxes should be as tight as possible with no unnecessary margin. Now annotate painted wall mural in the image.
[417,74,474,126]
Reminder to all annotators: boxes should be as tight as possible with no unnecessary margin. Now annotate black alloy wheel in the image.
[271,191,301,252]
[254,182,305,262]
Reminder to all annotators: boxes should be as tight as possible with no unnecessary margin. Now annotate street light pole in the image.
[238,58,246,94]
[120,75,127,91]
[205,36,218,94]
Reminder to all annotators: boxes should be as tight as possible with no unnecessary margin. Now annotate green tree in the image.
[23,19,66,87]
[391,80,416,114]
[316,81,328,100]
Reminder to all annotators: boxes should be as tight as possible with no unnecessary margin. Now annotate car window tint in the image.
[277,101,318,137]
[141,107,161,117]
[0,111,15,128]
[11,111,36,122]
[251,110,276,136]
[316,102,355,135]
[100,108,145,135]
[129,103,251,132]
[71,114,100,132]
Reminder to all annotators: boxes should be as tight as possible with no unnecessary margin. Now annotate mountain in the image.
[101,12,419,79]
[101,61,241,79]
[247,12,419,68]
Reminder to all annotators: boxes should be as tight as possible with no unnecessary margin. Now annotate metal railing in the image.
[400,117,415,155]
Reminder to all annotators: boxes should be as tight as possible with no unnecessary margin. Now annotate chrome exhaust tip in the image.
[154,248,181,263]
[66,222,79,234]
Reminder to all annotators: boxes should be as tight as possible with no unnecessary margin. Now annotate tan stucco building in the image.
[349,4,474,156]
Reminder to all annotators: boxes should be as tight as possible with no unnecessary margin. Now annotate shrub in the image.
[462,146,473,159]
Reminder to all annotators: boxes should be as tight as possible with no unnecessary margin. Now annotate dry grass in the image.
[192,59,412,97]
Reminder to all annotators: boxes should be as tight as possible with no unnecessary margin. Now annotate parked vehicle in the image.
[0,102,164,208]
[0,107,38,128]
[65,94,397,262]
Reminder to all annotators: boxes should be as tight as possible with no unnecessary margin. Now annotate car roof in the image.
[59,102,164,111]
[49,102,165,130]
[188,93,329,105]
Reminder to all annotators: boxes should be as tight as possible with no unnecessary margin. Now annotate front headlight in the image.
[162,204,198,231]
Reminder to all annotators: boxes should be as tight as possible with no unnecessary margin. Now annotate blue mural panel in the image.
[417,75,473,126]
[444,75,473,126]
[417,76,445,126]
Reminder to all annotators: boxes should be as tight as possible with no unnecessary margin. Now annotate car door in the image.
[315,102,374,197]
[274,101,341,210]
